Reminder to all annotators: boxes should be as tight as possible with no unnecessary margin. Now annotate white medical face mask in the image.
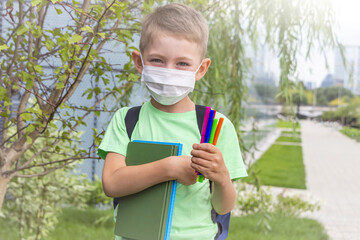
[140,54,203,106]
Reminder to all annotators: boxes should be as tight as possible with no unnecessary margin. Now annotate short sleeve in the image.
[215,116,248,180]
[97,107,130,160]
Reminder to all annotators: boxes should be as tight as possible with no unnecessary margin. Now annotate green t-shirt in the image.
[98,101,247,240]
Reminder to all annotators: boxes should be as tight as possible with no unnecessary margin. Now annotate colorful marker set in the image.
[197,107,224,182]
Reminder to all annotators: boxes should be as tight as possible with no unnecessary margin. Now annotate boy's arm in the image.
[190,143,237,215]
[210,177,237,215]
[102,152,197,197]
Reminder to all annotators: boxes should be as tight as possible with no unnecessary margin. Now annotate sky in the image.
[296,0,360,87]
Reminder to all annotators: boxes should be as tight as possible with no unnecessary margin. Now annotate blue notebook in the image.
[115,140,182,240]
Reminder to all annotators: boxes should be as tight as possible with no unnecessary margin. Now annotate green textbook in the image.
[115,140,182,240]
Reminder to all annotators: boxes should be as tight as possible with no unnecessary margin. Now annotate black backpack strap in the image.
[124,106,142,140]
[195,104,206,135]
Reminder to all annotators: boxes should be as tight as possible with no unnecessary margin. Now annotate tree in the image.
[315,86,354,106]
[0,0,153,211]
[0,0,341,212]
[293,81,306,116]
[322,96,360,126]
[4,126,92,240]
[254,83,277,104]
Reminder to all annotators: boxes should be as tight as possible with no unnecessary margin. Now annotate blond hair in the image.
[140,3,209,58]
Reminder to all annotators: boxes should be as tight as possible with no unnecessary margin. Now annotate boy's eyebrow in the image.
[175,56,194,62]
[147,53,165,59]
[147,53,194,62]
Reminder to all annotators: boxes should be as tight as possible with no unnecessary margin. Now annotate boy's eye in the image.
[177,62,189,67]
[150,58,163,63]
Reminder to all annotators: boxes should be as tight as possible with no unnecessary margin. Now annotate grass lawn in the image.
[47,208,114,240]
[340,126,360,142]
[1,207,328,240]
[246,145,306,189]
[242,130,271,149]
[277,120,301,129]
[276,136,302,143]
[281,130,301,135]
[228,212,328,240]
[0,207,115,240]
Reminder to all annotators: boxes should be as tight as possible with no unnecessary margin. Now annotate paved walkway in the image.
[301,120,360,240]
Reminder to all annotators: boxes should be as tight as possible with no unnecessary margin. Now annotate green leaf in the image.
[0,87,6,99]
[55,8,62,14]
[54,67,61,74]
[33,26,42,38]
[94,87,101,95]
[69,34,83,44]
[96,67,104,76]
[81,26,94,34]
[0,44,9,51]
[3,101,12,107]
[26,136,33,144]
[56,81,65,89]
[87,91,93,99]
[120,30,133,39]
[96,32,106,38]
[17,25,28,35]
[33,64,43,73]
[102,77,110,86]
[26,124,36,133]
[55,146,61,153]
[22,71,34,89]
[22,113,32,121]
[31,0,42,7]
[0,112,10,118]
[93,36,99,44]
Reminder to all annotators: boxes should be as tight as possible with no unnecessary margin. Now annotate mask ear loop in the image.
[140,53,145,68]
[195,59,204,74]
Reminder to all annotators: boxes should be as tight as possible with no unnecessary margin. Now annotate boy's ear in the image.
[195,58,211,81]
[132,50,143,74]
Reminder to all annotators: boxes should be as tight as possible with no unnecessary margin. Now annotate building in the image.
[248,43,277,86]
[333,46,360,95]
[304,81,316,90]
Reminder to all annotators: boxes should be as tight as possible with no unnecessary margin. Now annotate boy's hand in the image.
[190,143,230,184]
[170,156,198,186]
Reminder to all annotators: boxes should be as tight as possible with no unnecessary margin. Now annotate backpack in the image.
[113,105,231,240]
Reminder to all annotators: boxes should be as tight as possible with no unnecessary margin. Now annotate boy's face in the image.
[132,31,211,81]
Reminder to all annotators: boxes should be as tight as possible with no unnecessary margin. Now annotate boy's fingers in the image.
[191,156,212,167]
[191,161,209,174]
[191,149,213,161]
[193,143,219,153]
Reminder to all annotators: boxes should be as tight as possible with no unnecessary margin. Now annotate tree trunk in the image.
[0,174,10,212]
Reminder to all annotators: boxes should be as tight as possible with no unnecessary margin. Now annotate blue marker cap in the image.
[205,110,214,143]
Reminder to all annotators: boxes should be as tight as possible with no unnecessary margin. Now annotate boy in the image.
[98,3,247,239]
